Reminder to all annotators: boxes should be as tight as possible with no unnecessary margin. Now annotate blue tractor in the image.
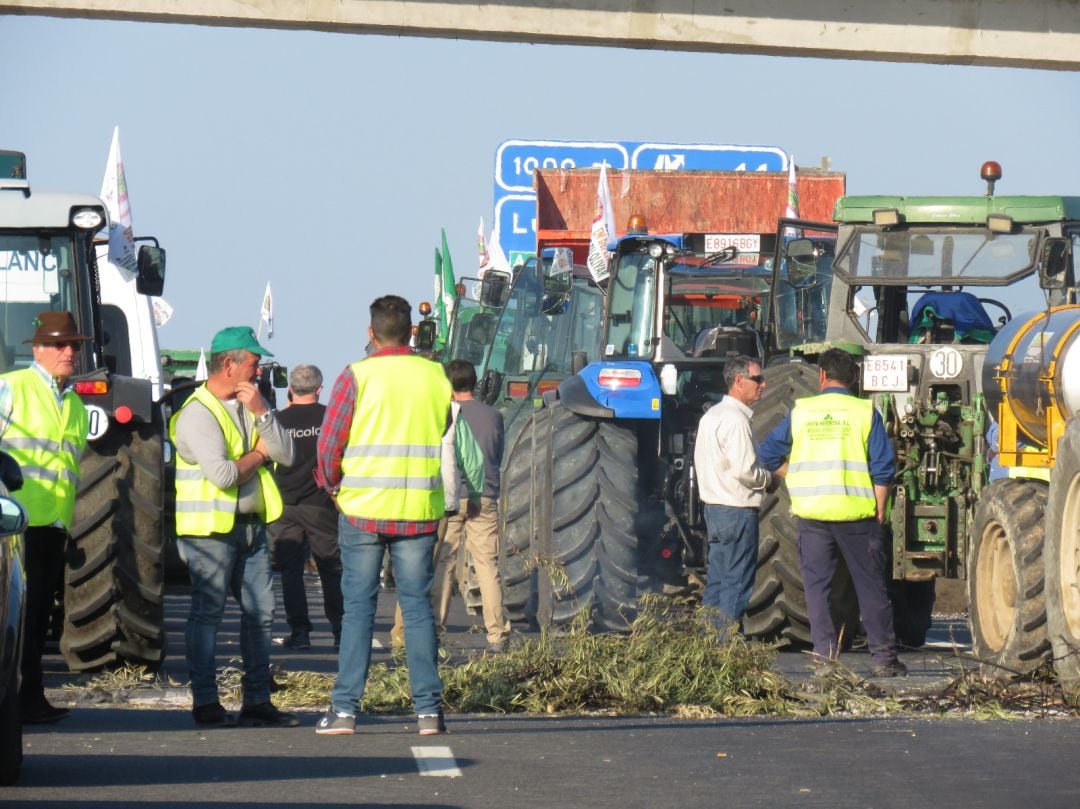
[499,227,801,630]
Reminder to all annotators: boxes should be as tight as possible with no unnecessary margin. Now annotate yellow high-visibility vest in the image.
[0,368,88,530]
[787,393,877,521]
[169,384,282,536]
[336,355,451,522]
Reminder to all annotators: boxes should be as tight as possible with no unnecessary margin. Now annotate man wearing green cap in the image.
[170,325,297,727]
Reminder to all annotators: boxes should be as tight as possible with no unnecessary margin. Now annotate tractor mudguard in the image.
[556,373,615,419]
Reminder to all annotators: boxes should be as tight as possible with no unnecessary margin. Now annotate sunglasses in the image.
[744,374,765,384]
[50,341,82,352]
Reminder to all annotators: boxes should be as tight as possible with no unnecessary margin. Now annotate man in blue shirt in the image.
[758,349,905,676]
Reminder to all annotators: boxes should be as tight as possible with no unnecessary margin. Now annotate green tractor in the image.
[753,161,1077,658]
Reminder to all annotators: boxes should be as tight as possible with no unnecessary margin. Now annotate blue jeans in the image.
[331,517,442,717]
[702,504,760,628]
[177,524,275,707]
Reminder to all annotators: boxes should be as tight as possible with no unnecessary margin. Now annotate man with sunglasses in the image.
[692,355,774,634]
[0,311,91,723]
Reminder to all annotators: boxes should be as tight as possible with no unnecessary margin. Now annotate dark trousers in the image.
[21,525,68,704]
[267,502,343,638]
[796,517,899,665]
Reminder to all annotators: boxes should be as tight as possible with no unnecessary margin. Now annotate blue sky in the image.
[4,15,1080,380]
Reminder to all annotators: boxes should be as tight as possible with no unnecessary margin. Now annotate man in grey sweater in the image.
[692,355,774,632]
[171,326,297,728]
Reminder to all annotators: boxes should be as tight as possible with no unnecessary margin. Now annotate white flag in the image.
[99,126,138,277]
[486,220,511,274]
[586,163,616,283]
[195,348,208,381]
[151,297,174,327]
[477,217,491,274]
[260,282,274,338]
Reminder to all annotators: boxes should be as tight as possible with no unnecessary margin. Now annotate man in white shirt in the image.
[692,356,773,631]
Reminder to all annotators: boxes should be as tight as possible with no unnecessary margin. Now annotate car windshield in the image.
[833,227,1038,284]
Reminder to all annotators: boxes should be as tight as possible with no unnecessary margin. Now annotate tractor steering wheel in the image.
[978,297,1012,327]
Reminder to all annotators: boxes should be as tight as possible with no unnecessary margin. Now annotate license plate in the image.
[704,234,761,253]
[862,355,908,392]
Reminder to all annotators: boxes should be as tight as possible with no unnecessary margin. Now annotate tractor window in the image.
[101,304,133,376]
[606,252,655,358]
[836,228,1038,283]
[663,272,768,355]
[0,233,91,370]
[771,254,833,349]
[849,276,1044,345]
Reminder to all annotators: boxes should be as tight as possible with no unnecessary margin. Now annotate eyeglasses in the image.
[745,374,765,384]
[51,341,82,352]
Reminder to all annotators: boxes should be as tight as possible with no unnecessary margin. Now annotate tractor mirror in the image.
[135,245,167,296]
[415,319,437,351]
[480,271,511,309]
[543,247,574,296]
[1038,238,1070,290]
[465,312,496,345]
[785,239,817,286]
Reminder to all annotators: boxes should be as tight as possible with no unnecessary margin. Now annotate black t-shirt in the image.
[271,402,331,506]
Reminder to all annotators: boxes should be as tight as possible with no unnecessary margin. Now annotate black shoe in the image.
[192,701,234,727]
[22,696,69,724]
[870,659,909,678]
[238,702,299,728]
[273,630,311,650]
[486,639,508,654]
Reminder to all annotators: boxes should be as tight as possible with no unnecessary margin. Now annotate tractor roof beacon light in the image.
[418,301,432,316]
[872,208,901,227]
[627,215,647,235]
[981,160,1002,196]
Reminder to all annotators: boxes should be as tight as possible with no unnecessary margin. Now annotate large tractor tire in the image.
[968,478,1051,678]
[500,401,642,630]
[499,406,550,623]
[744,361,860,648]
[1044,419,1080,693]
[64,418,166,671]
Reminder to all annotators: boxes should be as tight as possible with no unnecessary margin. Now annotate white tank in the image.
[983,306,1080,447]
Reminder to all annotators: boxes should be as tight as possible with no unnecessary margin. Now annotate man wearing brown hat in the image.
[169,326,297,728]
[0,311,91,723]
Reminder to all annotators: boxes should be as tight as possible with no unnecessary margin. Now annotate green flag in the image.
[435,229,457,351]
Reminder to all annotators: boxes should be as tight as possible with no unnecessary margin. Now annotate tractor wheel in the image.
[64,418,166,671]
[968,479,1051,678]
[744,361,860,648]
[1045,419,1080,693]
[500,402,643,631]
[499,406,551,623]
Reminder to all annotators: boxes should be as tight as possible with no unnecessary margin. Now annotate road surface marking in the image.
[412,745,461,777]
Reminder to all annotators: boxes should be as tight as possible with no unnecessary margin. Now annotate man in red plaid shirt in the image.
[314,295,454,737]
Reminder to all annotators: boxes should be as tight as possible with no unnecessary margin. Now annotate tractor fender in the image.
[556,373,615,419]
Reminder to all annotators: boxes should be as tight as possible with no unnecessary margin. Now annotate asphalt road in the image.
[10,575,1077,808]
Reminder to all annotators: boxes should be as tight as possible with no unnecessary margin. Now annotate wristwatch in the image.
[256,411,273,426]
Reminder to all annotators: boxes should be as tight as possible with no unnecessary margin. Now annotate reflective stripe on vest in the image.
[169,384,283,536]
[787,393,876,521]
[336,354,451,521]
[0,369,88,530]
